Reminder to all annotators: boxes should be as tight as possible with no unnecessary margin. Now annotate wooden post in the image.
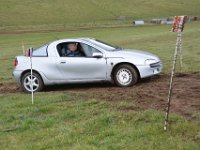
[164,16,187,131]
[179,33,183,73]
[164,29,182,131]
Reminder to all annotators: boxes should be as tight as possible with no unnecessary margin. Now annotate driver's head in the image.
[68,42,78,51]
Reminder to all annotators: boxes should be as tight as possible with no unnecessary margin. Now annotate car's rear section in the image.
[13,56,44,93]
[13,56,29,85]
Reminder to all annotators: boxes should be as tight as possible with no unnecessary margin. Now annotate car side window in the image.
[32,45,48,57]
[57,43,66,57]
[80,43,102,57]
[57,42,85,57]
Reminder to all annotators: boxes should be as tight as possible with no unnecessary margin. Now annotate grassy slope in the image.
[0,1,200,149]
[0,22,200,81]
[0,0,200,30]
[0,93,199,150]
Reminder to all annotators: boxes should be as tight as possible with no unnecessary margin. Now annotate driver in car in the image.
[62,42,83,57]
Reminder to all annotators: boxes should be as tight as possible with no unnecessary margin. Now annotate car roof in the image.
[50,37,96,44]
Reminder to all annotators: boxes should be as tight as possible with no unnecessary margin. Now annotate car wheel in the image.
[21,72,44,93]
[113,64,139,87]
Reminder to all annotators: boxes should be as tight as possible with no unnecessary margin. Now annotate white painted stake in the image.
[22,41,25,54]
[30,48,34,105]
[164,29,182,131]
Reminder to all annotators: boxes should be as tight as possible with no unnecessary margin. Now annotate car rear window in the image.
[32,45,48,57]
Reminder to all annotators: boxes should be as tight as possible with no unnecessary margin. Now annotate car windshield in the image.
[91,39,122,51]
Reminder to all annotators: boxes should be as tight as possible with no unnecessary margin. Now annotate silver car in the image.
[13,38,162,93]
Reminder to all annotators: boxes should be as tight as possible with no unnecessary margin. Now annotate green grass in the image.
[0,93,199,150]
[0,22,200,81]
[0,0,200,31]
[0,23,199,150]
[0,1,200,149]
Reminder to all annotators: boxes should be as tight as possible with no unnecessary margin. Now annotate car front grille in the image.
[150,62,161,68]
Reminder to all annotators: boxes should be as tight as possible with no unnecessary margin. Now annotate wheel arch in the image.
[111,62,141,79]
[20,69,44,84]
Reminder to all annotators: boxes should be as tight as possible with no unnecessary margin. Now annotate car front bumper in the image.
[137,62,162,78]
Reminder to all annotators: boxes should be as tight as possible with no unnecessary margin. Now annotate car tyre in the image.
[113,64,139,87]
[21,72,44,93]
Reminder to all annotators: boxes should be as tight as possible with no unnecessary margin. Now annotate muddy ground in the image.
[0,73,199,120]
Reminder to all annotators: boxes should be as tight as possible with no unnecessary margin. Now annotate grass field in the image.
[0,22,200,81]
[1,0,200,31]
[0,22,200,149]
[0,1,200,149]
[0,92,200,150]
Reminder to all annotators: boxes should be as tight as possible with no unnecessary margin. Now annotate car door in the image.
[56,42,107,80]
[31,44,63,81]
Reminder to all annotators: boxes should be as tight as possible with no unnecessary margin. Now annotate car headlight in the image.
[144,59,157,66]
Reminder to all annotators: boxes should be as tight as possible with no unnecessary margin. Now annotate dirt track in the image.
[0,73,199,120]
[0,25,133,35]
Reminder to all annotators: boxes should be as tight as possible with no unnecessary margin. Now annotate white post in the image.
[164,15,186,131]
[30,48,34,105]
[164,29,182,131]
[22,41,25,54]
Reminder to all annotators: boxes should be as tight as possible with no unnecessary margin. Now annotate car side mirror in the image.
[92,52,103,58]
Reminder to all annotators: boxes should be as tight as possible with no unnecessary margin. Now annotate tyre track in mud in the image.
[0,73,199,120]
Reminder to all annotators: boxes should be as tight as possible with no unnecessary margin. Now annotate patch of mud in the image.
[0,82,20,94]
[0,73,199,120]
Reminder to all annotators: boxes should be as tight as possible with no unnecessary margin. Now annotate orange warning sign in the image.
[172,16,187,32]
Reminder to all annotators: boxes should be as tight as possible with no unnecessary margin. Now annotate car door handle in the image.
[60,61,66,64]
